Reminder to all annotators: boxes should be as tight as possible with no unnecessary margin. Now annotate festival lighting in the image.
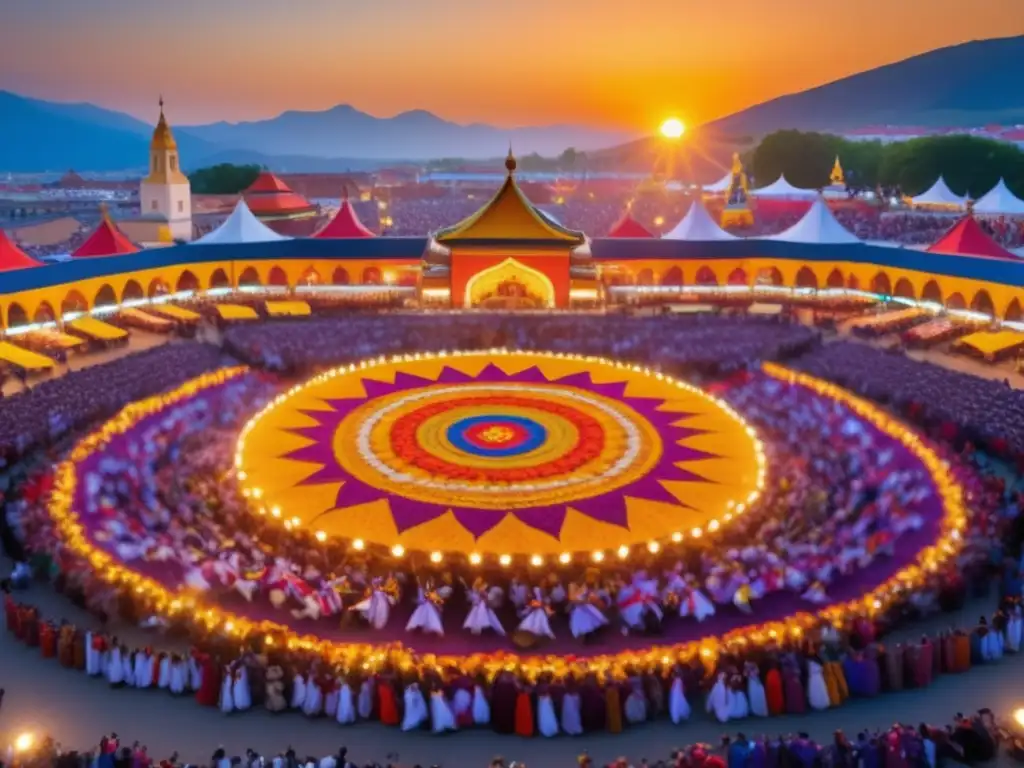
[14,733,35,753]
[430,551,443,564]
[530,555,543,567]
[43,359,968,681]
[1014,708,1024,729]
[660,118,686,139]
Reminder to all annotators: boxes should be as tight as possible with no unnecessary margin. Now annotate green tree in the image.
[189,163,262,194]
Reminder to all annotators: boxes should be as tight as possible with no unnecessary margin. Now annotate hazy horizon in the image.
[2,0,1023,131]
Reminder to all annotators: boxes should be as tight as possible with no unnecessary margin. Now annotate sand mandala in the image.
[236,351,765,557]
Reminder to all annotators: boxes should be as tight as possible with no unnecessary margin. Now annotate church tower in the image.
[139,98,192,241]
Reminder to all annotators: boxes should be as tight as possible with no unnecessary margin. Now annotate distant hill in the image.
[180,105,635,160]
[706,36,1024,137]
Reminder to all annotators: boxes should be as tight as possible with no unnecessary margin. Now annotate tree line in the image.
[750,130,1024,198]
[189,163,262,195]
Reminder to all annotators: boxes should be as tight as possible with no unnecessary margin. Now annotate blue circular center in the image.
[447,414,548,458]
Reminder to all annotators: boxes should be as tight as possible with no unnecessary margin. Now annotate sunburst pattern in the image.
[236,351,765,556]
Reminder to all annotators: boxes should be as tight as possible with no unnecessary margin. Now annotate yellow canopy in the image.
[67,316,129,341]
[120,307,173,330]
[24,330,84,349]
[0,341,55,371]
[957,330,1024,357]
[266,300,311,317]
[148,303,201,321]
[435,149,585,245]
[215,304,259,321]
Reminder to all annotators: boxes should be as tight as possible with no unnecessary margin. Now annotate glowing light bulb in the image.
[469,552,482,565]
[430,551,443,564]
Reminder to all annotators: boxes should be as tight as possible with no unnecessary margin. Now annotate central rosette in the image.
[334,383,662,512]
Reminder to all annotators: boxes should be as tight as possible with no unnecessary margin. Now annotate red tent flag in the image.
[315,193,375,238]
[607,211,654,238]
[72,207,138,258]
[926,214,1018,261]
[0,230,42,271]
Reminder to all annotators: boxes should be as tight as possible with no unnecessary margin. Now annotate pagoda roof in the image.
[607,211,654,238]
[243,171,317,218]
[926,214,1019,261]
[435,150,585,245]
[315,195,375,238]
[0,229,42,271]
[72,208,139,258]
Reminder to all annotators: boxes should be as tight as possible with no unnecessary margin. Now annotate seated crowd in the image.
[221,314,818,377]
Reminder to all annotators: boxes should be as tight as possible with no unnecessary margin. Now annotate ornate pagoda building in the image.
[429,149,592,309]
[242,171,321,235]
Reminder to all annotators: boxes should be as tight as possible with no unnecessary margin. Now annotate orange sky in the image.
[1,0,1022,129]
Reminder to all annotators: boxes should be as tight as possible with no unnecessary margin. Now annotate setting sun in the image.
[659,117,686,139]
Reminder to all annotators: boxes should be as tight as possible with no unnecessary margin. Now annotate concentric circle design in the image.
[447,415,546,457]
[236,352,766,556]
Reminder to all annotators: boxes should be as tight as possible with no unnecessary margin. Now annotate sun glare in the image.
[660,117,685,139]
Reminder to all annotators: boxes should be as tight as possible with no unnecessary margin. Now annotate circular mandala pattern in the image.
[237,352,766,556]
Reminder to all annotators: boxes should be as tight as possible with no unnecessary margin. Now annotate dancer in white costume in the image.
[668,673,691,724]
[705,672,732,724]
[406,580,448,636]
[351,576,398,630]
[218,664,235,713]
[517,587,556,639]
[401,683,429,731]
[429,689,458,733]
[617,573,663,632]
[745,661,769,717]
[463,578,505,636]
[336,680,356,725]
[560,686,583,735]
[806,659,831,711]
[290,671,307,711]
[567,579,609,639]
[1007,604,1023,653]
[537,686,559,737]
[233,665,252,711]
[472,681,491,725]
[677,578,716,623]
[728,674,749,720]
[106,645,125,686]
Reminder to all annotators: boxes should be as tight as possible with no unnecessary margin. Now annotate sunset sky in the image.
[2,0,1022,131]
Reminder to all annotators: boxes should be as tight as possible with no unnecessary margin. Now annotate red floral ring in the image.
[389,395,606,482]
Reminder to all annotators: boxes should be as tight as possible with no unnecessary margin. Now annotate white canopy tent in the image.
[702,171,733,194]
[663,198,737,241]
[972,179,1024,216]
[750,175,817,200]
[770,196,861,245]
[193,200,291,245]
[910,177,966,209]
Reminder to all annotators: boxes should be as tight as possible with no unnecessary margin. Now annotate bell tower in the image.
[140,97,192,241]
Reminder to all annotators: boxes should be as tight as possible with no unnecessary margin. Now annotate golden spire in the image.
[151,95,177,151]
[830,156,844,186]
[730,152,743,176]
[505,145,517,174]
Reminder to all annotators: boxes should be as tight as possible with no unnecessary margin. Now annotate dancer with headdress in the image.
[351,574,399,630]
[568,569,609,640]
[406,577,448,636]
[517,585,556,640]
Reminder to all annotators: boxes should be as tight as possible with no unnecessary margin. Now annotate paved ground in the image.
[0,580,1014,767]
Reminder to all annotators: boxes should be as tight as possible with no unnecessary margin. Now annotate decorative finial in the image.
[159,95,164,115]
[99,202,110,220]
[505,145,517,174]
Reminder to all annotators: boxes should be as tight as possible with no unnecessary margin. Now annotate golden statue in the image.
[830,156,845,187]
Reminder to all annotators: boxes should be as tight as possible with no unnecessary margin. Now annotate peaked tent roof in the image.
[193,200,291,245]
[435,150,585,245]
[770,196,861,244]
[243,171,317,218]
[72,208,139,257]
[972,178,1024,215]
[607,211,654,238]
[702,171,733,194]
[926,214,1018,261]
[315,195,375,238]
[910,176,966,208]
[751,175,817,199]
[0,230,42,271]
[663,199,737,241]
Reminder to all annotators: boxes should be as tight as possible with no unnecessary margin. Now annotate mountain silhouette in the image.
[1,35,1022,173]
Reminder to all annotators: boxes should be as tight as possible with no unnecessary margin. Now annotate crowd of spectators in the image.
[792,342,1024,457]
[221,314,818,377]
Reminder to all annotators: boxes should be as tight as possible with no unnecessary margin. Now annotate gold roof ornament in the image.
[435,147,585,245]
[830,156,845,186]
[151,96,177,151]
[730,152,744,176]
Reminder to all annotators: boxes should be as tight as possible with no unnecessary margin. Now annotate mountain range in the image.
[1,35,1022,174]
